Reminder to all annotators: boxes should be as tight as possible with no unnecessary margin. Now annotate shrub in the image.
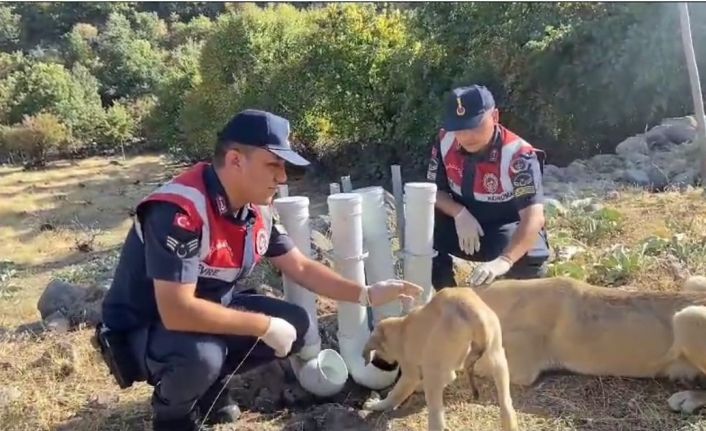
[1,112,71,165]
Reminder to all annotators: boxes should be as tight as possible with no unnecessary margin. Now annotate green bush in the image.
[0,112,71,165]
[176,3,315,161]
[3,61,104,149]
[95,12,167,100]
[1,3,705,177]
[143,39,201,154]
[95,101,135,152]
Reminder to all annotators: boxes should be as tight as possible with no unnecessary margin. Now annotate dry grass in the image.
[2,155,706,430]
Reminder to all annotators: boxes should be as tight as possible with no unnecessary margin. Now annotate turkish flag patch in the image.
[173,213,197,232]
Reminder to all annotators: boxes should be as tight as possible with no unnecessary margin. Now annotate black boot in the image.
[152,409,199,431]
[197,376,241,425]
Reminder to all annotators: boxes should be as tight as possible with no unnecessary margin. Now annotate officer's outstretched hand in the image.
[454,207,484,255]
[364,279,424,307]
[261,317,297,357]
[469,256,513,286]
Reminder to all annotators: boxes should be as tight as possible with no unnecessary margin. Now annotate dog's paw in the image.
[363,392,387,411]
[363,398,388,411]
[668,390,706,414]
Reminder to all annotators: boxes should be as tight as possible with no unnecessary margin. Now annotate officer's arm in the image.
[142,203,270,337]
[502,152,546,263]
[427,139,465,217]
[270,247,367,303]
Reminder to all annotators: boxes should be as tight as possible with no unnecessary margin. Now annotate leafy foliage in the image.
[0,3,704,176]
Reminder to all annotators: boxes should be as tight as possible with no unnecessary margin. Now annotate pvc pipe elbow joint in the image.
[288,349,349,398]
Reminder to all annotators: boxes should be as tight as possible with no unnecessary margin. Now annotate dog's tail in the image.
[464,341,485,400]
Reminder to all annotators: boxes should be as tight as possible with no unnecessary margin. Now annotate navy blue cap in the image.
[442,85,495,131]
[218,109,310,166]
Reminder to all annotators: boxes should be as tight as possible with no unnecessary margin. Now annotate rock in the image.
[644,126,673,151]
[605,190,621,200]
[621,168,651,186]
[36,280,106,330]
[282,385,313,408]
[37,280,86,320]
[254,387,277,412]
[564,160,588,182]
[543,164,564,181]
[646,165,669,190]
[44,311,70,333]
[14,321,45,337]
[620,152,650,166]
[569,197,593,209]
[589,153,625,174]
[615,136,649,156]
[670,168,698,189]
[557,245,585,262]
[660,116,697,144]
[87,392,119,409]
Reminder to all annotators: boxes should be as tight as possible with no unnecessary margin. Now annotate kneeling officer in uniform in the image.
[96,109,421,431]
[427,85,551,289]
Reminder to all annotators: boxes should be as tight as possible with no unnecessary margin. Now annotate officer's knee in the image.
[506,260,548,280]
[175,340,226,390]
[283,303,310,354]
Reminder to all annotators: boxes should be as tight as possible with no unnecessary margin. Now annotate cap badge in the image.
[456,96,466,116]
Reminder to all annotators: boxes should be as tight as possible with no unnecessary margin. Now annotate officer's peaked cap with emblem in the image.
[442,84,496,132]
[218,109,310,166]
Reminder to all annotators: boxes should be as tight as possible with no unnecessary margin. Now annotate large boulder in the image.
[543,116,701,197]
[36,280,105,329]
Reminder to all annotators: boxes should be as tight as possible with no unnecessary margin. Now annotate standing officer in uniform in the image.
[427,85,550,289]
[99,109,422,431]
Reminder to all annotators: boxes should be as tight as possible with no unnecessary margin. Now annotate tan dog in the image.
[468,276,706,414]
[361,286,519,431]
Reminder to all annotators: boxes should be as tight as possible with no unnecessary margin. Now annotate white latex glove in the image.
[361,279,424,307]
[454,207,484,255]
[261,317,297,357]
[469,256,513,286]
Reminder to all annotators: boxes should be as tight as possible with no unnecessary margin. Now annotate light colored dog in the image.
[361,286,519,431]
[468,275,706,414]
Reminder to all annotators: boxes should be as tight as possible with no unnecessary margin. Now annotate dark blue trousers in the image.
[431,209,550,289]
[128,292,309,422]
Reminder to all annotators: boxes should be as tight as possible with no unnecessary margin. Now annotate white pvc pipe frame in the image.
[273,181,437,396]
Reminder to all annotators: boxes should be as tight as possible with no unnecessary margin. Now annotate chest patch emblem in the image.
[256,228,269,255]
[482,173,499,193]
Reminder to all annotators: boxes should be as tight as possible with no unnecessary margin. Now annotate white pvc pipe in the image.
[277,184,289,197]
[341,175,353,192]
[328,193,399,389]
[402,183,437,310]
[356,186,400,324]
[274,196,348,397]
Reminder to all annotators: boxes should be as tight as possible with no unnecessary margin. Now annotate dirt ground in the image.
[2,154,706,431]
